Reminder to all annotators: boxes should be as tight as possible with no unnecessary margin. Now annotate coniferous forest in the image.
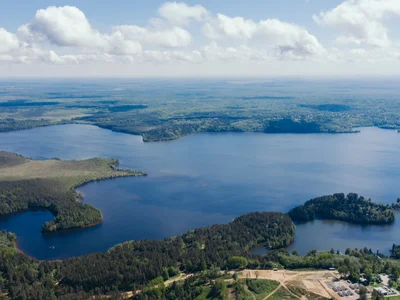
[288,193,395,225]
[0,213,294,299]
[1,152,400,299]
[0,152,145,233]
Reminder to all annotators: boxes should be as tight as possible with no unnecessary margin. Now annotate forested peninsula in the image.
[1,207,400,299]
[0,151,146,233]
[1,188,400,299]
[288,193,395,225]
[0,212,295,299]
[2,150,400,299]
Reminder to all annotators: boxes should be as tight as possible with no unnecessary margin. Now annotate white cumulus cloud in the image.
[115,25,192,48]
[313,0,400,47]
[203,14,326,58]
[4,0,400,75]
[105,31,143,56]
[0,28,20,54]
[19,6,105,48]
[158,2,209,26]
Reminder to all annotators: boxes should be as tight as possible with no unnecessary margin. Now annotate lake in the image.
[0,124,399,259]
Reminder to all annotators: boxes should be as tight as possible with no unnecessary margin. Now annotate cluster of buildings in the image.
[327,282,356,298]
[326,281,368,299]
[374,285,397,296]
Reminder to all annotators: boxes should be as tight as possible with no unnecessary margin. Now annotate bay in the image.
[0,124,399,259]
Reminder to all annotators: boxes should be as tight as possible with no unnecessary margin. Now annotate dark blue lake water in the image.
[0,124,399,259]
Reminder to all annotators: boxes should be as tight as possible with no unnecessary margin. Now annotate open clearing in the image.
[122,270,342,299]
[238,269,340,299]
[0,151,145,190]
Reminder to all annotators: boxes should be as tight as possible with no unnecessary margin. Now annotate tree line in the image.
[0,212,294,299]
[0,179,102,233]
[288,193,395,224]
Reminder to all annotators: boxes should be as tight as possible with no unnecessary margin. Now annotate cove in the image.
[0,124,400,259]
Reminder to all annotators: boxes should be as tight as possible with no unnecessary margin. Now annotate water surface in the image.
[0,125,399,259]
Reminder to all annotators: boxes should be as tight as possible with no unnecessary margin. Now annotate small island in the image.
[0,151,146,233]
[0,212,296,299]
[1,193,400,299]
[288,193,395,225]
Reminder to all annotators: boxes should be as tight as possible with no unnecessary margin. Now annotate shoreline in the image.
[71,169,147,193]
[1,122,396,144]
[292,216,396,227]
[42,217,103,236]
[10,206,396,261]
[13,218,103,261]
[38,169,146,235]
[15,240,36,260]
[0,157,147,237]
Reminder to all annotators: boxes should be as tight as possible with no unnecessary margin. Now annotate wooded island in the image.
[288,193,395,225]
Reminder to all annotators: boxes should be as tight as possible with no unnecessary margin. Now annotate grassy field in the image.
[0,151,146,232]
[0,152,145,190]
[194,287,212,300]
[268,286,298,300]
[126,270,335,300]
[238,270,334,300]
[246,279,280,300]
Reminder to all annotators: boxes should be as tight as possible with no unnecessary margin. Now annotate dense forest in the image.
[0,179,102,233]
[0,152,145,233]
[0,212,295,299]
[0,190,399,298]
[57,212,294,296]
[288,193,395,225]
[2,222,400,299]
[0,118,68,133]
[263,118,346,134]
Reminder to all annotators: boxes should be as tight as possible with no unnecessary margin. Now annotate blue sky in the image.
[1,1,338,30]
[1,0,400,77]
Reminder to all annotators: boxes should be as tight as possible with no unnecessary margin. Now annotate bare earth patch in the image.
[238,269,338,299]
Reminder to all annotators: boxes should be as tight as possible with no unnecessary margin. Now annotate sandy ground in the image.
[119,269,343,299]
[238,269,341,299]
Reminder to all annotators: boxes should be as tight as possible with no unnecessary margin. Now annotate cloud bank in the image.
[1,0,400,76]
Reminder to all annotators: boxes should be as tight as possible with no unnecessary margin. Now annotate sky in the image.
[1,0,400,78]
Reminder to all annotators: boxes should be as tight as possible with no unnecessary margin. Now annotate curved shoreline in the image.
[15,240,36,260]
[13,217,104,261]
[0,121,385,143]
[0,155,147,236]
[88,122,361,143]
[37,170,146,234]
[42,218,103,236]
[10,203,398,261]
[1,126,399,262]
